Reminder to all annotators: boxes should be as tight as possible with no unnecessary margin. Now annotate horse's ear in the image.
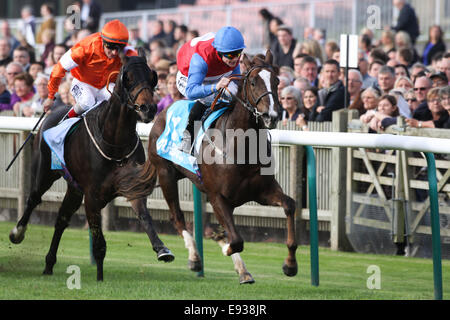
[150,69,158,88]
[138,47,146,59]
[242,53,252,70]
[119,51,127,65]
[265,50,273,65]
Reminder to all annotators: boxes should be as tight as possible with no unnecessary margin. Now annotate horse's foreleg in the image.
[257,182,298,277]
[209,194,243,256]
[215,237,254,284]
[129,198,174,262]
[84,199,106,281]
[43,186,83,275]
[158,166,201,272]
[10,155,60,244]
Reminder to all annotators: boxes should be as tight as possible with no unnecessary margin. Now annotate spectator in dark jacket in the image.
[0,75,11,112]
[316,59,347,122]
[270,25,296,69]
[440,86,450,128]
[81,0,102,33]
[422,25,446,66]
[392,0,419,45]
[409,76,433,122]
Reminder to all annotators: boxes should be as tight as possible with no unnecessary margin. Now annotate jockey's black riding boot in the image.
[180,101,208,153]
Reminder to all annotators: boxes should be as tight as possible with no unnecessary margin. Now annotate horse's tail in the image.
[115,159,157,201]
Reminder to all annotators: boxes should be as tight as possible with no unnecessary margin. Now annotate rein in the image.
[86,61,152,164]
[210,65,277,123]
[106,66,153,113]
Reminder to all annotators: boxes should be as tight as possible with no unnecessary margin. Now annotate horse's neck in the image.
[100,95,136,145]
[226,92,259,130]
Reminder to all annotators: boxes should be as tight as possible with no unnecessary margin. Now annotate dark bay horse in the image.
[121,50,298,283]
[9,49,174,281]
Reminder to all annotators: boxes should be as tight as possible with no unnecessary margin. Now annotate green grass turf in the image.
[0,221,448,300]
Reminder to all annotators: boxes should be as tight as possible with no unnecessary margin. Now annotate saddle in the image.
[156,100,229,176]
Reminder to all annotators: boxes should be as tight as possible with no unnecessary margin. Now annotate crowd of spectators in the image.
[260,0,450,133]
[0,0,449,136]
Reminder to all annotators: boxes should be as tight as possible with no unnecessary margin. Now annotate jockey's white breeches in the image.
[70,78,115,114]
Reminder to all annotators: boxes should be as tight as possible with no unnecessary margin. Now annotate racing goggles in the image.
[220,50,243,60]
[103,41,125,51]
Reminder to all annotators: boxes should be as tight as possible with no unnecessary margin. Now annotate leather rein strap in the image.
[210,65,276,122]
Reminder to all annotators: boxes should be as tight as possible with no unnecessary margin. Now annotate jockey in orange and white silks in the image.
[43,19,138,118]
[176,26,246,153]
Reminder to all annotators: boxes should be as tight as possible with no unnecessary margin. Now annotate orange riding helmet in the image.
[101,19,129,45]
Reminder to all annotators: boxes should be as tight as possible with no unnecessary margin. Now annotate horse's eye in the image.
[251,79,256,86]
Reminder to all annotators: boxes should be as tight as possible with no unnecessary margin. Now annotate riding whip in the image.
[5,111,46,172]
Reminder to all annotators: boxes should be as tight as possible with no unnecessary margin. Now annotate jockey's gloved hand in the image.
[226,81,238,95]
[222,81,238,102]
[43,98,54,113]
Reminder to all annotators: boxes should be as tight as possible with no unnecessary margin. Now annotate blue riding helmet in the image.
[212,26,246,53]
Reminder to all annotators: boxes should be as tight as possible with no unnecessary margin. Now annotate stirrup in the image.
[179,130,192,154]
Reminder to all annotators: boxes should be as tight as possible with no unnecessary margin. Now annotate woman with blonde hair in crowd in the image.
[404,88,419,114]
[294,39,323,66]
[280,85,302,125]
[394,76,413,91]
[52,78,74,109]
[406,87,448,128]
[395,31,419,64]
[359,86,381,120]
[379,30,395,55]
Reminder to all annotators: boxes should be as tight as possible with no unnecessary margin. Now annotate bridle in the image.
[87,58,155,165]
[212,64,278,123]
[106,59,155,114]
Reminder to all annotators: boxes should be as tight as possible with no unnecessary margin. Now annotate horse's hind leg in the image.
[10,152,60,244]
[257,180,298,277]
[158,166,201,272]
[129,198,174,262]
[43,185,83,275]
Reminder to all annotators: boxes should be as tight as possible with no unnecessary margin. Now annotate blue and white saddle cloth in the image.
[42,117,82,190]
[156,100,228,176]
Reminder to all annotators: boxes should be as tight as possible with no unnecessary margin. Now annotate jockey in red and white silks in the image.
[176,26,246,152]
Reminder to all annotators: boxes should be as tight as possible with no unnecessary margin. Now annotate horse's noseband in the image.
[237,65,277,121]
[111,61,155,113]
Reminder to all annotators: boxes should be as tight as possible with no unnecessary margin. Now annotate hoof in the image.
[157,248,175,263]
[239,272,255,285]
[188,259,202,272]
[282,262,298,277]
[42,269,53,276]
[9,226,26,244]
